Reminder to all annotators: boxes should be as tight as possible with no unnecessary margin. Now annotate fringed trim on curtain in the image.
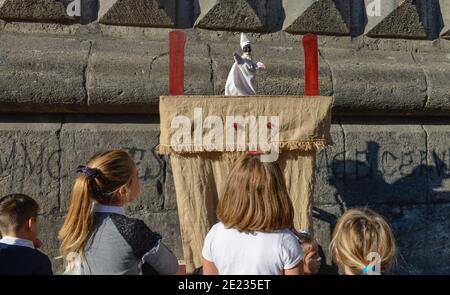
[157,138,332,156]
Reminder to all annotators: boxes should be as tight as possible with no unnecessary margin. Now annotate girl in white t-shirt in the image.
[202,154,304,275]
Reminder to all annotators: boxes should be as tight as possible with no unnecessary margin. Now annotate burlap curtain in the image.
[159,95,333,272]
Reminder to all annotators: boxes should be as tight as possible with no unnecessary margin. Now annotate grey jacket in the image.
[65,205,179,275]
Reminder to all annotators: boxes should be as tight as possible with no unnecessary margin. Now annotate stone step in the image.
[0,30,449,114]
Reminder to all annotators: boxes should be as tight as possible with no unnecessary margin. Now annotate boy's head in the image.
[330,208,397,275]
[0,194,39,240]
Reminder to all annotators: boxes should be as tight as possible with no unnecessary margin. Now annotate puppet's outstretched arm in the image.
[256,62,266,69]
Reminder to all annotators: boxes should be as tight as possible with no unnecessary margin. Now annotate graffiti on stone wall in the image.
[317,142,449,182]
[316,141,450,209]
[0,141,450,194]
[0,141,58,194]
[0,142,168,197]
[1,140,449,199]
[313,141,449,229]
[123,146,166,181]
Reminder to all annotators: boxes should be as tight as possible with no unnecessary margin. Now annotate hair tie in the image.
[298,229,312,239]
[362,264,376,274]
[299,229,311,236]
[76,165,100,180]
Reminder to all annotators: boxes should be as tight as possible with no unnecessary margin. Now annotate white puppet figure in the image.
[224,33,266,96]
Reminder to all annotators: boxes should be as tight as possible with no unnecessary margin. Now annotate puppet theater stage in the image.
[159,32,332,272]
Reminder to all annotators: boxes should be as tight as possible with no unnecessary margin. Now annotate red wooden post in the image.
[302,34,319,96]
[169,31,186,96]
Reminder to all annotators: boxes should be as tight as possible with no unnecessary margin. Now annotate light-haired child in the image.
[297,230,321,274]
[330,208,397,275]
[0,194,52,275]
[202,154,304,275]
[58,150,178,275]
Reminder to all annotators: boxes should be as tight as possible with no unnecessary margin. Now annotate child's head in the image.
[330,208,396,275]
[217,154,294,232]
[74,149,139,206]
[0,194,39,241]
[59,150,139,257]
[298,231,321,274]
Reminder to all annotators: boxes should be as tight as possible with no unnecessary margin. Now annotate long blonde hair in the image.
[217,154,294,232]
[330,208,397,275]
[58,150,135,258]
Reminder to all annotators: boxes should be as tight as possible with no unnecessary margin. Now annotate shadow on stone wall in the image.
[313,141,450,274]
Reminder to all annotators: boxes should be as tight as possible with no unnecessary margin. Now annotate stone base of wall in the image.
[1,114,448,274]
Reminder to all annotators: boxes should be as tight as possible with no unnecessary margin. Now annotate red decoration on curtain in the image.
[302,34,319,96]
[169,31,187,96]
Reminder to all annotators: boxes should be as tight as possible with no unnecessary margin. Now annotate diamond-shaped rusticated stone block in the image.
[365,0,443,39]
[282,0,351,35]
[98,0,176,27]
[194,0,272,32]
[0,0,78,23]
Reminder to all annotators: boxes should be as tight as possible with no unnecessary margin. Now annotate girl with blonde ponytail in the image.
[330,208,397,275]
[59,150,178,275]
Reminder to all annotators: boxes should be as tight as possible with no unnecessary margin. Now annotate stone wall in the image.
[0,0,449,274]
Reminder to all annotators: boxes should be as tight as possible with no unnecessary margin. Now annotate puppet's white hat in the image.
[240,33,251,49]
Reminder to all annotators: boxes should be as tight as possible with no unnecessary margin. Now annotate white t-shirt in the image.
[202,222,303,275]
